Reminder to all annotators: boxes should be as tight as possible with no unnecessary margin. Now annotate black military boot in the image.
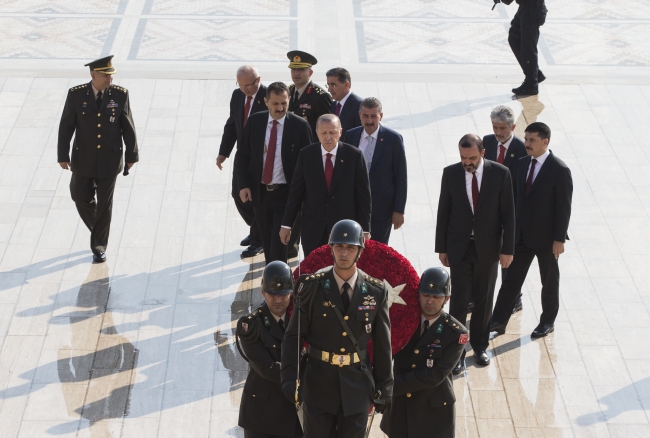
[538,71,546,84]
[512,82,539,96]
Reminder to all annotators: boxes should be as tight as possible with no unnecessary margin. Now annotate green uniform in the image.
[289,81,332,138]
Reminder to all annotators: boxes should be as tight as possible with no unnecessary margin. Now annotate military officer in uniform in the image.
[281,219,393,438]
[380,267,467,438]
[58,55,138,263]
[236,261,303,438]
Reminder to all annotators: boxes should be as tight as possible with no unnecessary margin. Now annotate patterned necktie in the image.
[278,319,285,333]
[363,136,375,172]
[325,153,334,191]
[335,102,342,116]
[243,95,253,126]
[262,120,279,185]
[341,283,351,313]
[472,171,479,213]
[497,144,506,164]
[96,90,102,108]
[525,158,538,197]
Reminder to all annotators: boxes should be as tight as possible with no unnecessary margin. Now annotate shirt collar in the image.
[332,268,359,293]
[421,312,442,325]
[296,82,309,97]
[466,157,484,177]
[91,84,106,98]
[321,143,339,157]
[267,113,286,126]
[337,91,351,107]
[364,125,380,141]
[500,134,514,150]
[271,312,286,323]
[532,149,550,165]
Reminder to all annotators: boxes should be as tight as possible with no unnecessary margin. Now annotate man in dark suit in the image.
[234,82,313,264]
[483,104,528,314]
[381,268,467,438]
[217,65,267,258]
[326,67,362,136]
[435,134,515,374]
[281,220,393,438]
[279,114,371,257]
[236,261,303,438]
[492,122,573,338]
[58,55,138,264]
[342,97,407,244]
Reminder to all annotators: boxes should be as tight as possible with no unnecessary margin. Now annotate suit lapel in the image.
[324,270,345,310]
[475,160,492,213]
[518,156,531,194]
[527,151,554,197]
[457,165,474,214]
[338,93,353,121]
[291,81,311,111]
[262,304,284,342]
[416,313,446,348]
[328,143,347,193]
[369,126,387,173]
[252,86,266,113]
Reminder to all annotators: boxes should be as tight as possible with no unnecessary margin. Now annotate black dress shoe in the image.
[474,350,490,366]
[93,252,107,263]
[240,235,252,247]
[512,82,539,96]
[287,249,298,259]
[490,321,507,335]
[452,358,464,375]
[538,71,546,84]
[241,245,263,258]
[531,323,554,338]
[512,297,523,314]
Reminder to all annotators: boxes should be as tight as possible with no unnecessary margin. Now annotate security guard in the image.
[503,0,548,96]
[57,55,138,263]
[236,261,303,438]
[281,219,393,438]
[287,50,332,138]
[380,268,467,438]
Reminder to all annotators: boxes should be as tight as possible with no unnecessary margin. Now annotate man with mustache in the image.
[435,134,515,374]
[234,82,313,263]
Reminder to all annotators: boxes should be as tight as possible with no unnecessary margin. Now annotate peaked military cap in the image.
[84,55,116,74]
[287,50,317,69]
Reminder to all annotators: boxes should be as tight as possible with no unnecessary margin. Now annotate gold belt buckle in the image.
[331,354,351,367]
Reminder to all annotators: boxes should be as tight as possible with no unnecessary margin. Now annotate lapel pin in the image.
[380,138,384,141]
[340,159,344,163]
[511,154,514,157]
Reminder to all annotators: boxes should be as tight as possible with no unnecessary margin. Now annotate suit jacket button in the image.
[97,113,101,117]
[97,145,101,149]
[340,348,345,352]
[323,314,327,317]
[406,393,411,398]
[414,349,419,354]
[273,345,276,348]
[97,124,101,128]
[344,316,349,320]
[411,364,416,368]
[97,134,101,138]
[252,394,256,398]
[444,402,447,405]
[342,332,347,336]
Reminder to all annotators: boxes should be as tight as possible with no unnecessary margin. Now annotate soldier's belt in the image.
[308,346,366,367]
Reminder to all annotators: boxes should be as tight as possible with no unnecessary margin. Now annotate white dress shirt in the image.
[91,84,106,99]
[359,126,379,168]
[527,149,550,183]
[420,313,442,335]
[465,158,484,215]
[321,143,339,170]
[336,91,351,111]
[333,268,359,302]
[499,134,514,152]
[262,114,287,184]
[271,312,286,324]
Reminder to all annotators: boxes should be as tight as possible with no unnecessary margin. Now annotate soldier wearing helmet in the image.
[281,220,393,438]
[236,261,303,438]
[380,267,468,438]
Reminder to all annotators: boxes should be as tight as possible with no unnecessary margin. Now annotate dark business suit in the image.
[58,82,138,256]
[435,160,515,352]
[332,92,362,136]
[219,85,267,247]
[484,134,527,292]
[234,111,313,263]
[282,269,393,438]
[281,142,372,256]
[380,311,467,438]
[343,125,407,244]
[492,151,572,327]
[237,303,302,438]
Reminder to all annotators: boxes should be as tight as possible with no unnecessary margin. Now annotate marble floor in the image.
[1,0,650,437]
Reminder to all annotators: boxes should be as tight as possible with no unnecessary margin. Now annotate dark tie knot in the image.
[532,158,538,164]
[272,119,278,127]
[278,318,285,332]
[341,283,351,312]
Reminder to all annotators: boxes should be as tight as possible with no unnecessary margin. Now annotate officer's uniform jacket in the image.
[380,311,467,438]
[289,80,332,137]
[58,82,138,179]
[237,302,302,437]
[281,268,393,416]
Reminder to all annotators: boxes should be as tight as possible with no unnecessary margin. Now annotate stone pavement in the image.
[1,0,650,437]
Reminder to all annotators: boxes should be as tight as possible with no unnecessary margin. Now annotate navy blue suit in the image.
[332,92,362,136]
[343,125,408,244]
[483,134,527,185]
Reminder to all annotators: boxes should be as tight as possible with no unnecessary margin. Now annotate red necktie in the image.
[262,120,279,185]
[471,172,479,213]
[335,103,342,116]
[243,96,253,126]
[525,158,537,197]
[325,153,334,191]
[497,144,506,164]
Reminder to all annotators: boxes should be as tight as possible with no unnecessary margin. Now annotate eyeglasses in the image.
[236,77,260,88]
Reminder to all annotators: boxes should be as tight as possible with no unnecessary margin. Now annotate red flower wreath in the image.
[293,240,420,356]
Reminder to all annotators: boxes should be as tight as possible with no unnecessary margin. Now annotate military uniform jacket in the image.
[281,268,393,416]
[58,82,138,179]
[237,303,302,437]
[380,311,467,438]
[289,81,332,137]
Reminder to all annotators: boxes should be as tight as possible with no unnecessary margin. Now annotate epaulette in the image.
[236,309,263,343]
[364,275,383,287]
[445,314,468,334]
[69,84,88,92]
[111,85,127,93]
[312,84,327,95]
[298,272,325,284]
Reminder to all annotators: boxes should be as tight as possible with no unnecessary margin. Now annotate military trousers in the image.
[69,172,118,255]
[508,3,548,84]
[302,401,368,438]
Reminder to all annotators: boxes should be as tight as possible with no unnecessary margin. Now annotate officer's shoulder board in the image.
[111,85,128,94]
[312,83,328,95]
[445,314,468,335]
[236,307,264,343]
[297,272,325,287]
[364,274,383,288]
[69,84,89,92]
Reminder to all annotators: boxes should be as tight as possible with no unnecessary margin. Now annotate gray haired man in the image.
[483,105,527,315]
